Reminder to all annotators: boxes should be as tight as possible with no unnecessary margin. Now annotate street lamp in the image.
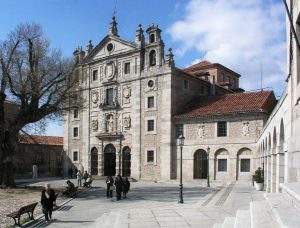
[207,146,210,188]
[178,134,185,204]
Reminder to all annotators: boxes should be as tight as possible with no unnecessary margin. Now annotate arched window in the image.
[149,50,156,66]
[150,33,155,43]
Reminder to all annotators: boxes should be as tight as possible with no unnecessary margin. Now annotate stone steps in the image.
[222,217,235,228]
[250,200,280,228]
[234,210,250,228]
[265,193,300,228]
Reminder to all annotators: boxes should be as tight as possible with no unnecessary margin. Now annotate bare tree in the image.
[0,23,79,186]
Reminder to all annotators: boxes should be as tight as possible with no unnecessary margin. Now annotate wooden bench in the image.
[6,202,38,226]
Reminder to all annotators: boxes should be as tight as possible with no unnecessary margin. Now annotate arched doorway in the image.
[194,150,208,179]
[122,146,131,177]
[91,147,98,175]
[104,144,116,176]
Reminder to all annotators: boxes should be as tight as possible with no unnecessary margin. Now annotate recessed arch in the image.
[273,127,277,148]
[122,146,131,177]
[214,148,229,180]
[193,149,208,179]
[149,50,156,66]
[236,147,252,180]
[104,144,116,176]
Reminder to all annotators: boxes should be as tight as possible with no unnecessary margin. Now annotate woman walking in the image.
[41,183,56,222]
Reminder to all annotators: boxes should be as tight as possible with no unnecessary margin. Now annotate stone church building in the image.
[63,17,277,181]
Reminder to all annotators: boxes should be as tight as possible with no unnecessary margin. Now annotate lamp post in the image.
[178,134,185,204]
[207,146,210,188]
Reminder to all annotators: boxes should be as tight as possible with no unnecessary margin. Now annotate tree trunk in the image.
[0,92,6,186]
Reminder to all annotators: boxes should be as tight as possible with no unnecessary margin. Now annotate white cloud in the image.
[168,0,286,94]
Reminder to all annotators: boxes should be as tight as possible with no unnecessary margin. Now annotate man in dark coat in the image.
[106,176,114,198]
[114,174,123,201]
[41,183,56,222]
[122,177,130,198]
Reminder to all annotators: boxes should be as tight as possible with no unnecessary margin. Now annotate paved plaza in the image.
[24,180,264,228]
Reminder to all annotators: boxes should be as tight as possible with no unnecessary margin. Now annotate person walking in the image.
[122,177,130,198]
[106,176,114,198]
[114,174,123,201]
[41,183,56,222]
[83,171,89,183]
[77,170,82,187]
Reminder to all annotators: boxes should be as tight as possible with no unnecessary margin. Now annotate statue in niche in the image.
[91,119,98,131]
[197,125,205,138]
[122,86,131,104]
[91,91,99,104]
[106,114,114,133]
[242,122,250,136]
[123,116,131,130]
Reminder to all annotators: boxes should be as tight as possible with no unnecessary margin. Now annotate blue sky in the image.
[0,0,286,136]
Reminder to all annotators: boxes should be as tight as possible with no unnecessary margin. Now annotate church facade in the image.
[63,17,276,181]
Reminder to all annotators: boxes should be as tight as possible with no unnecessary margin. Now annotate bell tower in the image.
[145,24,165,67]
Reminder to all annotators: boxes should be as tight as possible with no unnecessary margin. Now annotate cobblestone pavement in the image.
[24,180,264,228]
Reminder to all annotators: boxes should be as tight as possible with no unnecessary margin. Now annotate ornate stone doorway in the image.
[122,146,131,177]
[104,144,116,176]
[194,149,208,179]
[91,147,98,175]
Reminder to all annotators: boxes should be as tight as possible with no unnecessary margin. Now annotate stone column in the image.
[270,148,277,193]
[98,141,104,176]
[266,154,271,192]
[263,155,267,190]
[276,145,285,192]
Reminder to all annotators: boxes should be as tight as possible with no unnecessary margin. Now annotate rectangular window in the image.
[147,150,154,163]
[217,121,227,137]
[73,108,79,119]
[147,119,155,131]
[175,124,183,139]
[218,159,227,172]
[183,80,189,90]
[106,88,114,106]
[73,127,79,138]
[240,159,251,172]
[92,70,98,81]
[147,96,154,108]
[73,151,79,162]
[124,62,130,74]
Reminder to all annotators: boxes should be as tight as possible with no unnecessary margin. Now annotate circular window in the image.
[107,43,114,52]
[148,80,154,88]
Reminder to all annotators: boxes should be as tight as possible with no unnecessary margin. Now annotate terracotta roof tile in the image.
[19,135,63,146]
[185,60,213,71]
[174,91,277,118]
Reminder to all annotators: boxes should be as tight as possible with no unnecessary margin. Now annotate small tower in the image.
[135,24,145,48]
[145,24,164,67]
[108,16,119,37]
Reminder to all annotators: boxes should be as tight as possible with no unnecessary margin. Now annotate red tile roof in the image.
[185,60,213,71]
[19,135,63,146]
[174,91,276,119]
[184,60,241,77]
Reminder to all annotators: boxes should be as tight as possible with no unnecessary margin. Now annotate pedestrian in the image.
[41,183,56,222]
[106,176,114,198]
[114,174,123,201]
[83,171,89,183]
[122,177,130,198]
[77,170,82,187]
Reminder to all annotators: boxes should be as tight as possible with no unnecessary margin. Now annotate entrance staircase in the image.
[213,182,300,228]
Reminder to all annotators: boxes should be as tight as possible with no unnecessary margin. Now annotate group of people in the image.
[76,170,93,187]
[106,174,130,201]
